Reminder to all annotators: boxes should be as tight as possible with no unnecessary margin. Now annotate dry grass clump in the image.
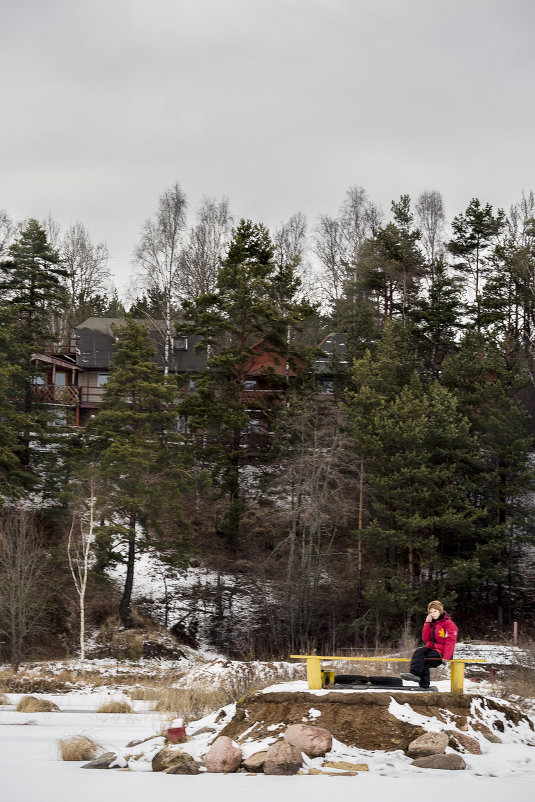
[17,695,59,713]
[0,692,9,705]
[155,685,252,718]
[96,700,133,713]
[128,687,161,701]
[58,735,101,761]
[498,666,535,702]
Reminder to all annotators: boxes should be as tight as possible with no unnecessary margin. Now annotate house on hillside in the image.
[30,320,351,428]
[30,317,206,426]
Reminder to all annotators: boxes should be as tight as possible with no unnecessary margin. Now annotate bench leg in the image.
[450,661,465,694]
[307,657,322,690]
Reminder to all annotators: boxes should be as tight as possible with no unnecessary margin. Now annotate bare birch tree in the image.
[179,196,232,301]
[134,182,188,373]
[0,508,48,671]
[314,186,381,308]
[67,479,97,661]
[415,190,446,272]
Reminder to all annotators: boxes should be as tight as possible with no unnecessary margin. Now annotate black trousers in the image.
[410,646,443,687]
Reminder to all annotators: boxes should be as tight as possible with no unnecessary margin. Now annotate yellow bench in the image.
[290,655,486,695]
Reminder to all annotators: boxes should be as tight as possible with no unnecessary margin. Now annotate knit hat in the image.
[428,600,444,614]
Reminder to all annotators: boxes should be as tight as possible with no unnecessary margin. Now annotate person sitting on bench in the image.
[401,600,458,689]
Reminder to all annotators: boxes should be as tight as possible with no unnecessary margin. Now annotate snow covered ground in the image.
[1,682,535,801]
[1,646,535,801]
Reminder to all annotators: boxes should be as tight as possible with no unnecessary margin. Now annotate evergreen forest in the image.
[1,184,535,669]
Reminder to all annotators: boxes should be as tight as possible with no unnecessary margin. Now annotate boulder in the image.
[152,746,195,773]
[243,750,268,772]
[407,731,449,757]
[412,753,466,770]
[283,723,332,757]
[162,756,200,775]
[204,736,242,773]
[81,752,119,769]
[263,741,303,775]
[447,731,482,754]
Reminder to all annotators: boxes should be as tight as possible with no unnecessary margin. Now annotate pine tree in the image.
[87,318,189,627]
[448,199,505,335]
[0,219,68,350]
[181,219,313,539]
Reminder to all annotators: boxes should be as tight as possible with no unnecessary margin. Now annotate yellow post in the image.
[450,660,465,694]
[306,657,323,690]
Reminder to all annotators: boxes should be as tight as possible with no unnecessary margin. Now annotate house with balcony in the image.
[74,317,207,425]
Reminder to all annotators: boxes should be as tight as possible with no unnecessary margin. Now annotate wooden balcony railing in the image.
[79,386,106,405]
[31,384,79,405]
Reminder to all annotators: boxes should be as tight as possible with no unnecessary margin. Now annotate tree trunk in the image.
[119,513,136,628]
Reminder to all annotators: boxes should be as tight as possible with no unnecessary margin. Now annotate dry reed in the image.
[58,735,100,761]
[16,695,59,713]
[96,700,133,713]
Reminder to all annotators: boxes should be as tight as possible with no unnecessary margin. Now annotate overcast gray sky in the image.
[1,0,534,291]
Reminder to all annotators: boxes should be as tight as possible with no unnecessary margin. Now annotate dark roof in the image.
[74,317,206,372]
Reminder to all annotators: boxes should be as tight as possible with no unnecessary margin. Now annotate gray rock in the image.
[81,752,118,769]
[283,723,332,758]
[243,750,268,772]
[263,741,303,775]
[412,753,466,770]
[407,731,449,757]
[190,725,218,736]
[482,731,502,744]
[204,736,242,773]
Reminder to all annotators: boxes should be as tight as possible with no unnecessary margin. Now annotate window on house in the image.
[174,336,188,351]
[97,374,110,387]
[32,375,45,385]
[244,379,257,391]
[177,414,189,434]
[189,378,196,391]
[52,409,67,426]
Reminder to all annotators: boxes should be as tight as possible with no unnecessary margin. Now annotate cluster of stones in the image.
[407,729,482,770]
[81,721,484,774]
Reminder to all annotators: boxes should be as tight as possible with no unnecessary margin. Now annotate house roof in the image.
[74,317,207,371]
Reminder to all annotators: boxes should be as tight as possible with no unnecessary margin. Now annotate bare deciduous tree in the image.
[415,189,446,271]
[61,222,110,312]
[0,508,49,671]
[255,404,357,651]
[67,479,97,662]
[0,209,16,260]
[314,186,381,308]
[179,196,233,301]
[134,182,188,373]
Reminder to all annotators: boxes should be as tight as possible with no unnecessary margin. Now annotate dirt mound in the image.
[219,691,533,752]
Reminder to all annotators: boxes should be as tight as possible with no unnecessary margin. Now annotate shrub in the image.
[16,695,59,713]
[0,692,8,705]
[96,700,133,713]
[58,735,100,761]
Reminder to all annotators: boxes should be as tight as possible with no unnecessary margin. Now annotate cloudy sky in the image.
[1,0,534,291]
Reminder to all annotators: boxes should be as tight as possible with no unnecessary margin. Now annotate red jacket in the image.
[422,613,458,661]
